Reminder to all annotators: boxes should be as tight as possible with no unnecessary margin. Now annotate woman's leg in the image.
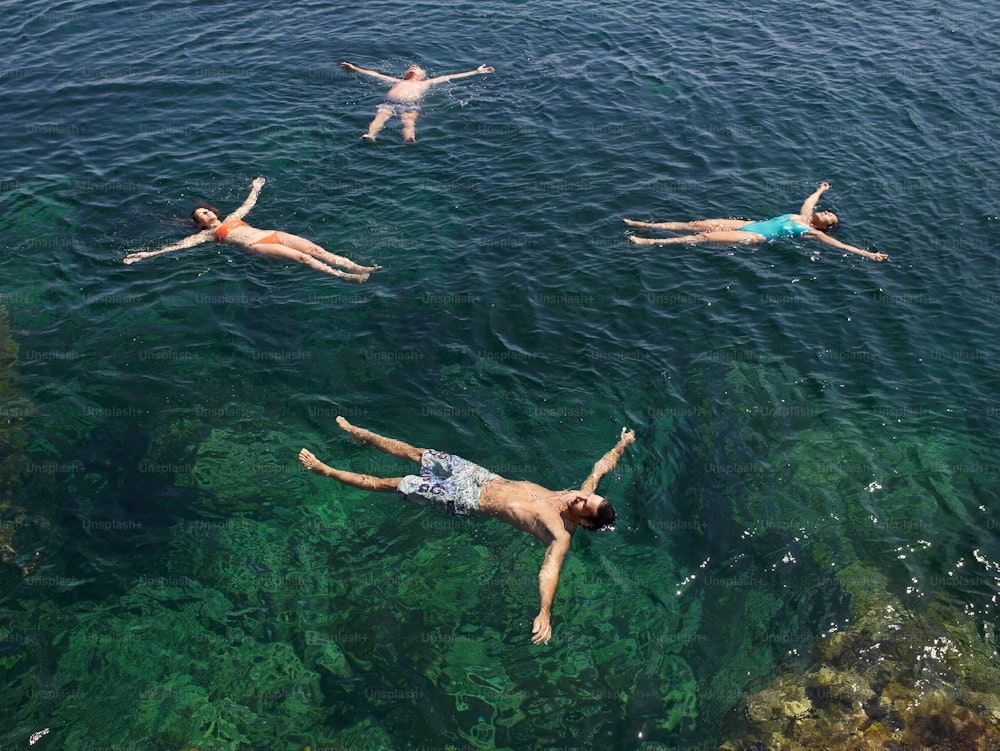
[624,218,751,231]
[246,243,370,281]
[336,416,424,463]
[273,233,380,273]
[630,230,764,245]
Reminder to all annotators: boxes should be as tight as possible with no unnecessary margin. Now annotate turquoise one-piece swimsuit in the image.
[738,214,812,240]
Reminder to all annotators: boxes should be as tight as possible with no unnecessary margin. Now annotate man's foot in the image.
[623,218,653,228]
[299,448,326,474]
[361,264,382,272]
[336,416,373,445]
[361,133,376,142]
[336,415,373,443]
[629,235,663,244]
[335,416,424,463]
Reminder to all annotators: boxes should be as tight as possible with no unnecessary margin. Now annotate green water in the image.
[2,0,1000,749]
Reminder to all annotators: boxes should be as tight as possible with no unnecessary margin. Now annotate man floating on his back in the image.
[299,416,634,644]
[340,60,495,142]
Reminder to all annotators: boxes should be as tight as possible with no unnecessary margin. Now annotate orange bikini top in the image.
[214,218,247,242]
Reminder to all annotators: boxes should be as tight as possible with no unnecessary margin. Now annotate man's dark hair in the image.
[581,499,616,532]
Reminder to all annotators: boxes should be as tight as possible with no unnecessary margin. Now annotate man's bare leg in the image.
[336,416,424,462]
[400,111,418,142]
[363,108,394,141]
[298,448,403,491]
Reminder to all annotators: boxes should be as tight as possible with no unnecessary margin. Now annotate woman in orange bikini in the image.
[124,177,381,281]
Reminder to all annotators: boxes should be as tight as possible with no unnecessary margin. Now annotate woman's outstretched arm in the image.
[123,231,213,264]
[227,177,266,221]
[798,181,830,222]
[808,230,887,261]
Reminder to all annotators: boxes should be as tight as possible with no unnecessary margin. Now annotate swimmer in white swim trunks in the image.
[299,416,635,645]
[340,61,495,142]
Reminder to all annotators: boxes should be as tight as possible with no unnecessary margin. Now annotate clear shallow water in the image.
[2,0,999,749]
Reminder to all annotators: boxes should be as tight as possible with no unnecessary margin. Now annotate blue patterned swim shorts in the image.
[397,450,498,515]
[378,98,421,116]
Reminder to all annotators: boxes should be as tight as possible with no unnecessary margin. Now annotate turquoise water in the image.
[2,0,999,749]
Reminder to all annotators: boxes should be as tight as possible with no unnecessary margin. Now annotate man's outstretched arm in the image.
[425,64,495,84]
[581,427,636,495]
[532,534,571,645]
[340,62,400,83]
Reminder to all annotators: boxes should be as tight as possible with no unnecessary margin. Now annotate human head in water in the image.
[566,492,617,531]
[403,65,427,80]
[811,210,838,231]
[190,206,220,228]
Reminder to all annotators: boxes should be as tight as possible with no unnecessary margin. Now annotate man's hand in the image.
[477,64,495,74]
[531,611,552,645]
[251,176,266,190]
[619,427,636,446]
[869,252,888,262]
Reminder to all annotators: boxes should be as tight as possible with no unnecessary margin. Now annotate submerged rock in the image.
[720,565,1000,750]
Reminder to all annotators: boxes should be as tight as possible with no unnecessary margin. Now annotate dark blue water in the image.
[2,0,999,749]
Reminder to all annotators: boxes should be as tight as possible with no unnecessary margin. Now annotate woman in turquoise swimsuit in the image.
[124,177,382,281]
[625,182,887,262]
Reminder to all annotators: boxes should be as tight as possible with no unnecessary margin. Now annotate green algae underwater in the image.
[2,329,999,749]
[0,304,43,586]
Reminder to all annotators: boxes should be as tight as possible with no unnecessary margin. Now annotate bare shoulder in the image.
[532,512,573,546]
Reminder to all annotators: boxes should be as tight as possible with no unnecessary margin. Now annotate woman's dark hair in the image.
[580,499,616,532]
[190,200,221,225]
[814,213,838,232]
